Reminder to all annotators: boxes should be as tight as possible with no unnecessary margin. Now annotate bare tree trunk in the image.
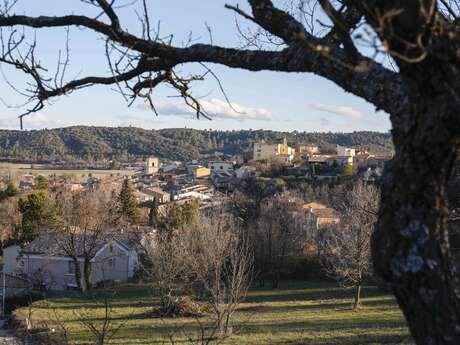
[72,257,84,292]
[353,284,361,310]
[83,257,92,291]
[373,96,460,344]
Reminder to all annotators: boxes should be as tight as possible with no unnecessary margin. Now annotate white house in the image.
[175,191,211,201]
[208,161,235,174]
[336,145,356,157]
[235,166,257,179]
[3,231,140,291]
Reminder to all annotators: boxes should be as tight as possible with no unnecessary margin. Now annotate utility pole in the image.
[19,115,24,130]
[2,267,5,317]
[1,242,5,318]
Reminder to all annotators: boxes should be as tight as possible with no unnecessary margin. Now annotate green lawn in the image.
[14,281,412,345]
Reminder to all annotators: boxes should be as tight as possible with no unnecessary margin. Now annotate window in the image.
[109,245,113,253]
[68,261,76,274]
[220,166,224,170]
[108,258,116,268]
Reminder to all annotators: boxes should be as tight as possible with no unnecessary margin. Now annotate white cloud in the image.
[311,103,362,120]
[138,98,272,121]
[0,113,63,130]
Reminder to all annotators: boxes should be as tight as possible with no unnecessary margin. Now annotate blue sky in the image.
[0,0,391,132]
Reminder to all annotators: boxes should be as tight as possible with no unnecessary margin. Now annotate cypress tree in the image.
[118,178,140,224]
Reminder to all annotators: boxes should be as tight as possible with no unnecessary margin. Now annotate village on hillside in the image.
[0,0,458,344]
[0,138,396,291]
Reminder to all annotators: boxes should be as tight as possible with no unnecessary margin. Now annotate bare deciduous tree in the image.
[320,183,380,309]
[145,231,191,315]
[0,0,460,342]
[182,214,253,339]
[55,187,118,292]
[38,293,122,345]
[251,191,306,288]
[147,211,252,339]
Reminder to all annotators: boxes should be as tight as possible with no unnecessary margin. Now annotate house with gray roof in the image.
[3,230,140,291]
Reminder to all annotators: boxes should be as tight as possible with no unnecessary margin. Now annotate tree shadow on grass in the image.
[101,318,411,345]
[36,300,155,310]
[240,296,399,315]
[30,281,409,345]
[245,284,388,304]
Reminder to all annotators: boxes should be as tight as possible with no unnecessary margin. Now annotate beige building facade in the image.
[253,138,295,161]
[145,156,160,175]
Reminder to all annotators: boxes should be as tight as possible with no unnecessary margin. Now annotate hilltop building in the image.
[253,138,295,161]
[303,202,341,229]
[296,144,320,156]
[187,164,211,178]
[208,161,235,175]
[145,156,159,175]
[336,145,356,157]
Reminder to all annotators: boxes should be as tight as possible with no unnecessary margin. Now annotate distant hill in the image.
[0,126,393,163]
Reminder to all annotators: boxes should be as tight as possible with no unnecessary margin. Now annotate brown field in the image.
[0,163,134,182]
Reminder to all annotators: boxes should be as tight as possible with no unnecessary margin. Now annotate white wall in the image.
[209,162,234,174]
[336,145,356,157]
[3,245,20,274]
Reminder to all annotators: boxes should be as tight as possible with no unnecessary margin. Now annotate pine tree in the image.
[34,175,50,190]
[4,182,17,197]
[18,191,60,243]
[181,199,199,225]
[118,178,140,224]
[0,182,17,201]
[148,200,159,227]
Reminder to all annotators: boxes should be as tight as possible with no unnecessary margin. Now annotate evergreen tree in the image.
[163,203,183,233]
[157,199,200,235]
[118,178,140,224]
[148,200,159,227]
[18,191,60,243]
[181,199,200,225]
[34,175,50,190]
[0,182,17,201]
[4,182,17,197]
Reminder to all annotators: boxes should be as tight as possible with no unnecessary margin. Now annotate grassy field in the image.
[14,281,411,345]
[0,163,133,182]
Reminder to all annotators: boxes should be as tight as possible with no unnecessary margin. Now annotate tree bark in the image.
[354,284,361,310]
[72,257,84,292]
[373,91,460,344]
[83,257,92,291]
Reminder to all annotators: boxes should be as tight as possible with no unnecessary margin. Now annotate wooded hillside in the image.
[0,126,393,162]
